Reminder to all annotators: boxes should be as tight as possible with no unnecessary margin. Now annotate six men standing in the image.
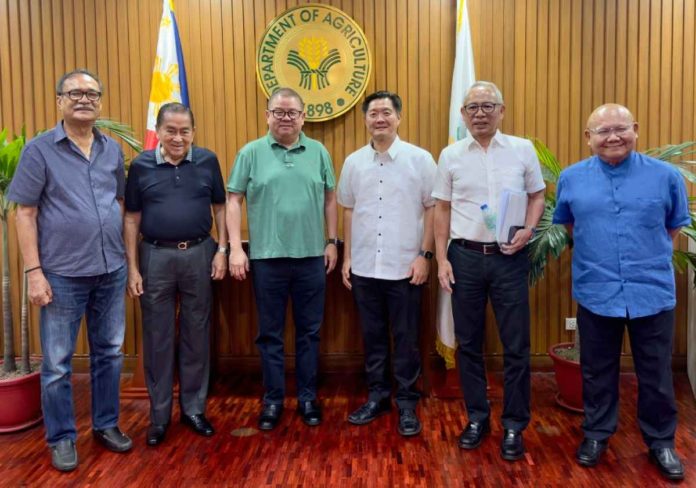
[8,69,689,481]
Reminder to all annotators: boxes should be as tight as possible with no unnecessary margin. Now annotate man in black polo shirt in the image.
[124,103,227,446]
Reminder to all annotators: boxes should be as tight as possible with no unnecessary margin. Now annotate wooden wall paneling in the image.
[0,0,11,129]
[417,0,430,150]
[428,0,442,158]
[659,0,672,144]
[406,0,420,144]
[511,0,525,137]
[604,0,617,102]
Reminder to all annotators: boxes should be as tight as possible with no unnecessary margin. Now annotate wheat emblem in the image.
[287,37,340,90]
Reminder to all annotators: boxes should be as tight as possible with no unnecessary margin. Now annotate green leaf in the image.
[95,118,143,154]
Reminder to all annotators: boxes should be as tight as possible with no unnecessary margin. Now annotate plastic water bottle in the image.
[480,204,496,232]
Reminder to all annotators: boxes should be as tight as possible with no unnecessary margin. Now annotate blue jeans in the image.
[40,266,127,445]
[251,257,326,405]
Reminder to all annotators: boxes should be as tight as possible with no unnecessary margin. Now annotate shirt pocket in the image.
[635,197,666,228]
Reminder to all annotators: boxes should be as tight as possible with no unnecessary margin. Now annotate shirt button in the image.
[380,180,383,183]
[378,233,382,236]
[379,197,382,200]
[378,250,381,253]
[379,216,382,219]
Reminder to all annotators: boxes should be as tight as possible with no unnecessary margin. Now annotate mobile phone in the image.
[507,226,525,243]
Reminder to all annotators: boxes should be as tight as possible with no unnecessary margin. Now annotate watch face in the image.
[420,250,433,259]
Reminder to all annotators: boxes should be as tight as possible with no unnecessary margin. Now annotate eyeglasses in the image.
[463,102,501,115]
[269,109,302,120]
[59,90,102,102]
[587,125,634,138]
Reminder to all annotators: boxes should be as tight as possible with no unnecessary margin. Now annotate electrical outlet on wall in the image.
[565,317,577,331]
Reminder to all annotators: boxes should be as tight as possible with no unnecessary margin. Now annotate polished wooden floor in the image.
[1,372,694,487]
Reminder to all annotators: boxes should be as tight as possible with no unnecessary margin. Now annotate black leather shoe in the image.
[146,423,168,446]
[500,429,525,461]
[347,399,392,425]
[458,421,490,449]
[180,413,215,436]
[258,404,284,431]
[575,438,607,467]
[92,427,133,452]
[50,438,78,472]
[398,409,422,437]
[297,400,322,426]
[649,448,684,480]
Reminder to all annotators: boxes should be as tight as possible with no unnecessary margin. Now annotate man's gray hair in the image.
[463,81,504,104]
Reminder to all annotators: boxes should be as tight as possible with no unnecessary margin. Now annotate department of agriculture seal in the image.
[256,4,372,122]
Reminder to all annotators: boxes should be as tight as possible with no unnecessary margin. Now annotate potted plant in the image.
[0,121,141,432]
[529,139,696,413]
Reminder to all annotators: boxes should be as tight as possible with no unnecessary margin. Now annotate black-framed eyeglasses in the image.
[464,102,501,115]
[587,125,633,138]
[269,109,302,120]
[59,90,102,102]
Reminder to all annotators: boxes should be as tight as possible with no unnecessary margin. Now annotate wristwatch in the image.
[525,226,537,237]
[217,246,229,255]
[326,238,339,246]
[418,250,434,260]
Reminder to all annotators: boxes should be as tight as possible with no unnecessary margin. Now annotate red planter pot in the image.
[0,365,43,433]
[548,343,584,413]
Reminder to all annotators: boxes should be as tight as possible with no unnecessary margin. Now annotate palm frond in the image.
[528,203,571,285]
[529,138,562,184]
[95,118,143,154]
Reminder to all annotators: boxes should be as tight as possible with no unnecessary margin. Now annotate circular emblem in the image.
[256,4,373,122]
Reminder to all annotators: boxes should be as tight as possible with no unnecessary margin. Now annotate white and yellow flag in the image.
[144,0,189,150]
[436,0,476,369]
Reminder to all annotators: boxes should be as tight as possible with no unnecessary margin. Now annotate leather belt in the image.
[452,239,501,255]
[142,235,208,250]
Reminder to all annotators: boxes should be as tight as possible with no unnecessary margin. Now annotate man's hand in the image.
[229,248,249,280]
[341,257,352,289]
[127,269,143,298]
[408,256,430,285]
[324,243,337,274]
[28,271,53,306]
[437,259,455,293]
[211,252,227,280]
[500,228,533,255]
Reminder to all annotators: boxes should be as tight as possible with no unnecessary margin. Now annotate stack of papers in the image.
[496,189,528,243]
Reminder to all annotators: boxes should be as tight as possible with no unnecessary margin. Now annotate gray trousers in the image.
[139,238,215,425]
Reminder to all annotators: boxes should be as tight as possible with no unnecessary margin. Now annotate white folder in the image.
[496,189,528,243]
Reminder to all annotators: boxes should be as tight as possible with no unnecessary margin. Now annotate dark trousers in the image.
[449,241,531,431]
[139,238,215,425]
[351,274,422,409]
[251,257,326,405]
[577,305,677,448]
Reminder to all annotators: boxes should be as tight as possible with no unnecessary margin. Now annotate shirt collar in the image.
[594,151,635,172]
[155,142,194,165]
[370,135,402,161]
[267,131,307,151]
[462,130,507,151]
[53,121,106,144]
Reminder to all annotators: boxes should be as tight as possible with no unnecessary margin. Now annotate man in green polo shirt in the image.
[226,87,338,431]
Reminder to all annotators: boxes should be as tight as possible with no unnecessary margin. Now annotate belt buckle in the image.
[482,243,496,255]
[177,241,188,250]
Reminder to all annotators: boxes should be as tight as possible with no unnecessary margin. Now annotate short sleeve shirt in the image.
[7,122,126,277]
[432,131,545,242]
[337,137,437,280]
[227,132,336,259]
[553,152,691,318]
[125,145,226,241]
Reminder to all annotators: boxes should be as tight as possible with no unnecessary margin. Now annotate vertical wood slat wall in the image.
[0,0,693,365]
